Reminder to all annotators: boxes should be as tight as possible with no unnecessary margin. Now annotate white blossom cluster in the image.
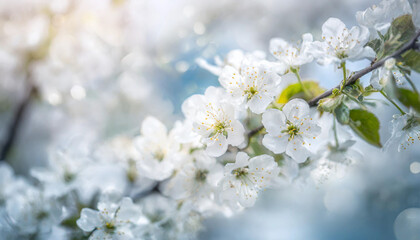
[0,0,419,239]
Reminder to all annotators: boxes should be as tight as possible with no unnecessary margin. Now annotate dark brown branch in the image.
[0,85,36,161]
[308,29,420,106]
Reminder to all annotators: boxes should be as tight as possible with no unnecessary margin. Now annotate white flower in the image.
[269,33,314,74]
[160,150,223,213]
[310,18,374,65]
[5,186,63,236]
[262,98,321,163]
[77,194,142,240]
[30,150,88,197]
[196,49,265,76]
[218,63,281,114]
[356,0,412,34]
[182,87,245,157]
[134,116,181,181]
[370,58,405,90]
[218,152,280,208]
[384,111,420,151]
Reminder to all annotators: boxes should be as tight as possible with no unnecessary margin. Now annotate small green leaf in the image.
[377,14,416,59]
[277,81,325,104]
[397,88,420,112]
[334,103,350,124]
[348,109,382,147]
[402,49,420,73]
[366,38,382,54]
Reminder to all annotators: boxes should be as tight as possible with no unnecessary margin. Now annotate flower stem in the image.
[292,69,310,97]
[404,74,419,94]
[340,61,347,91]
[333,117,339,148]
[379,90,406,115]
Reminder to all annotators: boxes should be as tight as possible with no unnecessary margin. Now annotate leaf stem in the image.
[379,90,406,115]
[292,68,310,97]
[333,117,339,148]
[340,61,347,91]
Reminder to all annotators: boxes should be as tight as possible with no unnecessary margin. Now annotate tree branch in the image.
[308,29,420,106]
[0,85,36,161]
[246,30,420,138]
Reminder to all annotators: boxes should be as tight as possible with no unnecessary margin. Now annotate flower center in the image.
[195,169,209,182]
[283,123,300,141]
[245,86,258,99]
[232,167,249,179]
[154,150,165,162]
[211,121,228,137]
[105,221,116,231]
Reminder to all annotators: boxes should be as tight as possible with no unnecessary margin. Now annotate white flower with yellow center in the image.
[269,33,314,74]
[77,194,142,240]
[134,116,181,181]
[218,64,281,114]
[218,152,280,208]
[160,150,223,213]
[262,98,321,163]
[310,18,374,65]
[182,87,245,157]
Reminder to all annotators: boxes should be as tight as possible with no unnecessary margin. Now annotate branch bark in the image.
[0,85,36,161]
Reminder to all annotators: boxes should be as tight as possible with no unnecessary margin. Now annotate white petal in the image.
[282,98,310,123]
[141,116,167,138]
[248,93,273,114]
[227,120,245,146]
[76,208,101,232]
[117,197,141,222]
[286,138,310,163]
[219,65,241,90]
[262,134,288,154]
[205,135,228,157]
[262,109,287,135]
[322,18,346,39]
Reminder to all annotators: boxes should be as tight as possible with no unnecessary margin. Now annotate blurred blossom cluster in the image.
[1,0,420,240]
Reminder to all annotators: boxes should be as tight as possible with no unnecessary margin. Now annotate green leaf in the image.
[348,109,382,147]
[276,81,325,104]
[366,38,382,54]
[376,14,416,59]
[334,103,350,124]
[397,88,420,112]
[402,49,420,73]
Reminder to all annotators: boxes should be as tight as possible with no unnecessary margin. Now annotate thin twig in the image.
[308,30,420,106]
[0,85,36,161]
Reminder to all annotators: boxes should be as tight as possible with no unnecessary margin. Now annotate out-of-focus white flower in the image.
[182,87,245,157]
[269,33,314,74]
[218,152,280,208]
[30,150,88,197]
[134,116,181,181]
[310,18,374,65]
[370,58,400,90]
[218,63,281,114]
[5,185,63,237]
[77,193,143,240]
[356,0,412,34]
[160,150,223,213]
[196,49,265,76]
[384,110,420,152]
[262,99,321,163]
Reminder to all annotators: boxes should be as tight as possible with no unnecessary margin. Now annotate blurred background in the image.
[1,0,420,239]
